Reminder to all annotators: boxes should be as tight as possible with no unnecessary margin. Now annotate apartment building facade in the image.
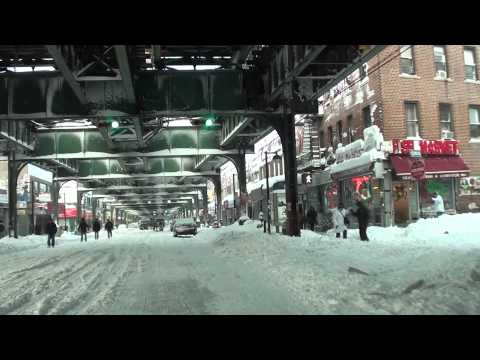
[316,45,480,226]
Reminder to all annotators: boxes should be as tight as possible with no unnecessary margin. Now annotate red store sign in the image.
[391,139,459,156]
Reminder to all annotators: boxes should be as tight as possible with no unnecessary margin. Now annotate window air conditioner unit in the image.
[442,130,455,139]
[437,70,447,79]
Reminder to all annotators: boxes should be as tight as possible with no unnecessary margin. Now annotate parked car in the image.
[211,221,220,229]
[173,218,197,237]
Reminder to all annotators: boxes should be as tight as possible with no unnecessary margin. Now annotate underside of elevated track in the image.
[0,44,383,237]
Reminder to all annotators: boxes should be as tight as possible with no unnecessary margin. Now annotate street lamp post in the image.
[264,151,281,235]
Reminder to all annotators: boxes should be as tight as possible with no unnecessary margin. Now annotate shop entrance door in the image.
[393,181,410,225]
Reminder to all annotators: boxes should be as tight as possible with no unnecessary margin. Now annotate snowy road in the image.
[0,229,312,315]
[2,213,480,315]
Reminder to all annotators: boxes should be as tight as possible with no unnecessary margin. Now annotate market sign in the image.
[391,139,459,156]
[410,159,425,180]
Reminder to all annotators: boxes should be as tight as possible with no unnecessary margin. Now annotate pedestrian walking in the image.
[349,193,370,241]
[78,217,89,242]
[105,219,113,239]
[258,211,264,229]
[46,217,57,248]
[92,217,101,240]
[306,206,318,231]
[332,203,348,239]
[432,192,445,217]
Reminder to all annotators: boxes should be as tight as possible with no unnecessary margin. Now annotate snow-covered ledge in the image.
[329,148,385,175]
[434,77,453,82]
[464,79,480,85]
[399,73,421,79]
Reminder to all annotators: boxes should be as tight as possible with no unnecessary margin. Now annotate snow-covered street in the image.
[1,213,480,315]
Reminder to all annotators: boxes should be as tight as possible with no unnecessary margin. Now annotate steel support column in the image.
[52,180,60,224]
[76,191,83,231]
[201,187,208,225]
[271,114,300,236]
[92,198,97,221]
[7,151,18,238]
[224,154,247,217]
[194,194,199,220]
[210,176,222,222]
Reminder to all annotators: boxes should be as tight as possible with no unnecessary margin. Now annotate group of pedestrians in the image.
[78,217,114,242]
[330,192,370,241]
[46,217,114,248]
[303,192,370,241]
[301,191,446,242]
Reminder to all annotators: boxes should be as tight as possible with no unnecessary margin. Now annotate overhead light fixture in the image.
[111,120,120,129]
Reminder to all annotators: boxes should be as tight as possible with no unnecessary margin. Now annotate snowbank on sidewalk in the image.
[210,213,480,314]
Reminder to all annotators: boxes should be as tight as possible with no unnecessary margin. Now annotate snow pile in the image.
[210,213,480,314]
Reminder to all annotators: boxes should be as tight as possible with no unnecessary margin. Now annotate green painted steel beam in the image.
[55,170,218,181]
[22,127,253,160]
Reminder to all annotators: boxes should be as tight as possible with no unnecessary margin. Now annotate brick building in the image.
[315,45,480,226]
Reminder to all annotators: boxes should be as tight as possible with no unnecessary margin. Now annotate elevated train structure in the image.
[0,44,383,237]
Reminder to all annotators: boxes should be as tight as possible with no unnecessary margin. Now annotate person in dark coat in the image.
[92,218,101,240]
[105,219,113,239]
[78,217,89,242]
[350,193,370,241]
[306,206,318,231]
[46,217,57,248]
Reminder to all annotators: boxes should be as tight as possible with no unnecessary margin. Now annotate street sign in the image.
[410,159,425,180]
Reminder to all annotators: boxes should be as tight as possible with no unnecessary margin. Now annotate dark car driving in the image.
[173,218,197,237]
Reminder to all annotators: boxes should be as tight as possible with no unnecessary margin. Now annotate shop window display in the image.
[418,178,455,216]
[459,176,480,196]
[341,176,384,225]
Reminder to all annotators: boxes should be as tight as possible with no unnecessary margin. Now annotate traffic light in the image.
[205,118,214,127]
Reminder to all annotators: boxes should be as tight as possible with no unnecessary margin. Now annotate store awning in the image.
[390,155,470,179]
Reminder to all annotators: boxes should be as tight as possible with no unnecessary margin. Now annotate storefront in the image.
[329,125,387,226]
[387,139,470,224]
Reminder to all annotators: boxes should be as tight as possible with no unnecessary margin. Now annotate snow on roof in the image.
[247,175,285,193]
[329,148,384,175]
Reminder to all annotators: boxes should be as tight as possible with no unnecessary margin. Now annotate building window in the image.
[347,115,353,144]
[337,121,343,145]
[279,156,283,175]
[439,103,454,139]
[400,45,415,75]
[433,46,448,78]
[319,130,325,148]
[362,106,371,128]
[469,106,480,140]
[327,126,333,147]
[359,63,367,79]
[464,47,477,81]
[405,102,420,137]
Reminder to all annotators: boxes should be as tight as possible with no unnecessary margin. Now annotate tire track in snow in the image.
[0,250,99,315]
[78,244,147,314]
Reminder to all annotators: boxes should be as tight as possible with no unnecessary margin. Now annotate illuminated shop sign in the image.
[391,139,459,156]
